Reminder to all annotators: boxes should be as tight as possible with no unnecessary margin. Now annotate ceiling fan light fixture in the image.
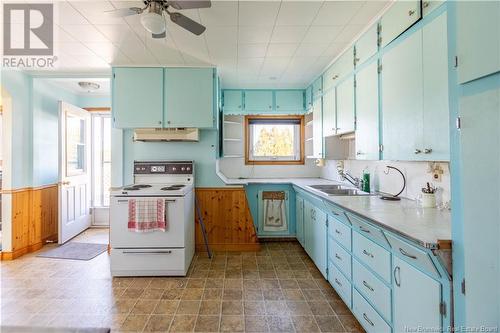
[78,81,100,91]
[141,3,166,34]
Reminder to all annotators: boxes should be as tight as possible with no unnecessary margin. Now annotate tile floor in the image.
[1,228,364,332]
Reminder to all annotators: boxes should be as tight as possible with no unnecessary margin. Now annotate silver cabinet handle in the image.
[414,149,422,154]
[117,199,129,203]
[356,151,364,155]
[332,75,339,80]
[123,250,172,254]
[335,229,341,235]
[394,266,401,287]
[363,280,374,292]
[334,278,342,287]
[408,9,415,16]
[335,253,342,260]
[423,1,430,8]
[359,226,371,233]
[399,248,417,259]
[331,211,339,216]
[238,105,242,108]
[424,148,432,154]
[363,313,374,326]
[363,249,374,258]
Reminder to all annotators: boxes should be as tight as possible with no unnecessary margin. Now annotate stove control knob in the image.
[172,167,177,171]
[186,167,191,171]
[181,167,186,171]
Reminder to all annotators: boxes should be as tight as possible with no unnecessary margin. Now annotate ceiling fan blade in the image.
[152,31,167,39]
[168,1,211,10]
[169,12,206,35]
[104,7,143,17]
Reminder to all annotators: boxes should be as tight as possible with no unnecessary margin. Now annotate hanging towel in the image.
[262,191,287,232]
[128,199,167,232]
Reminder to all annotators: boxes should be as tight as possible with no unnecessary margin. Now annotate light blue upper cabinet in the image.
[312,77,323,100]
[393,256,441,333]
[223,90,244,113]
[422,12,449,161]
[325,47,355,90]
[112,67,164,128]
[312,97,324,158]
[305,86,313,111]
[380,0,421,47]
[322,88,337,137]
[336,76,355,134]
[382,32,423,160]
[244,90,274,112]
[323,65,337,93]
[275,90,305,113]
[164,68,214,128]
[355,24,379,67]
[355,62,380,160]
[422,0,444,17]
[456,1,500,84]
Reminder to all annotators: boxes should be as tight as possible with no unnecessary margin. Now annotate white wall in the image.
[321,159,451,204]
[218,157,321,179]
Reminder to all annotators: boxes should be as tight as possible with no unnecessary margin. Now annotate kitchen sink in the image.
[307,184,371,196]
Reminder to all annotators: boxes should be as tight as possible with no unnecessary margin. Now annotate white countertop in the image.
[222,176,451,249]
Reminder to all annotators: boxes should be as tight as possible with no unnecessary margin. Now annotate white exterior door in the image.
[58,101,91,244]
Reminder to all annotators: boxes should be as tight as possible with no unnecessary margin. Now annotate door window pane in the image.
[66,114,86,176]
[92,114,111,207]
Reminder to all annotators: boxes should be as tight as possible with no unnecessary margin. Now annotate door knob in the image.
[414,149,422,154]
[424,148,432,154]
[60,181,70,186]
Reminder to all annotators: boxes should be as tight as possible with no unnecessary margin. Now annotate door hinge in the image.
[326,219,329,227]
[454,56,459,68]
[378,64,383,73]
[379,144,384,152]
[113,73,115,79]
[439,301,447,316]
[456,116,461,130]
[461,278,466,295]
[326,267,329,275]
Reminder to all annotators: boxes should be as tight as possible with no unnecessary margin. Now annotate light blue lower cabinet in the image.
[329,261,352,307]
[329,240,352,279]
[352,232,392,283]
[296,196,305,247]
[353,289,392,333]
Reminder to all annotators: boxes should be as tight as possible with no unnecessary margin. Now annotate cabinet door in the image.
[312,77,323,101]
[422,12,449,161]
[422,0,444,17]
[456,1,500,84]
[380,0,421,47]
[393,256,441,333]
[355,62,380,160]
[312,207,327,278]
[312,98,323,158]
[305,86,313,111]
[244,90,274,112]
[223,90,244,113]
[382,31,423,160]
[275,90,305,113]
[322,88,337,137]
[112,67,164,128]
[303,200,314,257]
[355,24,378,67]
[296,196,304,247]
[323,65,337,93]
[336,77,355,134]
[164,68,214,128]
[336,47,355,82]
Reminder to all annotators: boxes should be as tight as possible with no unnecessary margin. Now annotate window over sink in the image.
[245,115,304,165]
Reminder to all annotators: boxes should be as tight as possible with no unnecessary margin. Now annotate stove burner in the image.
[161,185,185,191]
[123,184,152,191]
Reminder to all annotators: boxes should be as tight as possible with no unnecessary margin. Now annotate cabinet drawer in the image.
[329,218,352,250]
[353,259,391,321]
[385,233,441,279]
[324,201,350,225]
[422,0,444,17]
[329,240,352,279]
[353,290,391,333]
[111,248,188,276]
[329,262,352,307]
[380,0,421,47]
[347,213,390,248]
[353,232,391,283]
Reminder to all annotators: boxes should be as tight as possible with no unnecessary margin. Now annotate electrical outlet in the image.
[432,164,444,182]
[433,172,442,182]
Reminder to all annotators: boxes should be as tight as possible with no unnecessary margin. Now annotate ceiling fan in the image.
[106,0,211,39]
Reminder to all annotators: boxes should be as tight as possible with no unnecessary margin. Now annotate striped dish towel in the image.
[128,199,167,232]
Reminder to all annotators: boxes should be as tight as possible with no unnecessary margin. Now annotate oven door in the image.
[110,196,185,248]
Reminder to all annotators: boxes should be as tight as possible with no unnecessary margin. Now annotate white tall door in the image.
[58,101,91,244]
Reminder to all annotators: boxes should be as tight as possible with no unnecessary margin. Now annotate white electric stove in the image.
[110,161,195,277]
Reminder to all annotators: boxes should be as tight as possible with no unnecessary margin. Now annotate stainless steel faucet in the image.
[340,170,361,189]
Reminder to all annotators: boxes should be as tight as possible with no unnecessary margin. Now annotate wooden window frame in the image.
[245,115,305,165]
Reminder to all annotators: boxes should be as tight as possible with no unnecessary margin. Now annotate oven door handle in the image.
[122,250,172,254]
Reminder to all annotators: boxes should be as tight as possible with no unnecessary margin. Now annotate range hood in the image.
[133,128,199,142]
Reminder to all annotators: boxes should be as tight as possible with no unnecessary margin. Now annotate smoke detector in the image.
[78,81,100,92]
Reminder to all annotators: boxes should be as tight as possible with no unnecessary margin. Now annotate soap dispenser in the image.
[362,168,370,193]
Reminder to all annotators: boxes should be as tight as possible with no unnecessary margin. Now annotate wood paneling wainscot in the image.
[1,185,58,260]
[195,188,260,252]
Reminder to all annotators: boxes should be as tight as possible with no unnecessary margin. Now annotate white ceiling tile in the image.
[260,57,291,77]
[69,1,125,25]
[57,42,95,56]
[95,24,131,44]
[117,34,158,64]
[313,1,364,26]
[204,26,238,45]
[238,58,264,74]
[61,24,109,42]
[302,26,343,43]
[147,41,185,65]
[266,43,299,57]
[199,1,238,26]
[55,27,77,43]
[239,1,280,26]
[208,43,237,61]
[294,43,329,57]
[288,56,317,70]
[350,1,390,25]
[181,53,212,66]
[109,1,143,10]
[322,42,349,57]
[168,23,210,59]
[275,1,323,26]
[238,44,268,59]
[85,41,129,63]
[72,54,110,68]
[57,2,90,25]
[238,26,273,44]
[271,26,308,43]
[334,25,364,43]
